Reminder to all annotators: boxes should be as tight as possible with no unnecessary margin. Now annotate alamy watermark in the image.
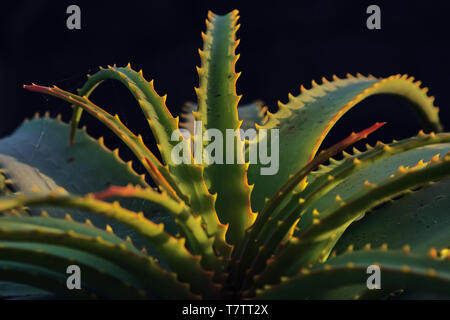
[366,5,381,30]
[66,264,81,290]
[66,5,81,30]
[366,264,381,289]
[171,120,279,175]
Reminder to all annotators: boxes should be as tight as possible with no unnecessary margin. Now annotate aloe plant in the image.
[0,10,449,299]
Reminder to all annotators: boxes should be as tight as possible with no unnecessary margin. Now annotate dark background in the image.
[1,0,449,168]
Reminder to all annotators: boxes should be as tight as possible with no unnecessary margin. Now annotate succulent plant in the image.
[0,10,449,300]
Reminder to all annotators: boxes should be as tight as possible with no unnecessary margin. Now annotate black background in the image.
[1,0,449,169]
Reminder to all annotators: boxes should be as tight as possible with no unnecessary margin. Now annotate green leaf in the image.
[334,177,450,254]
[0,215,143,255]
[93,185,219,271]
[0,223,199,299]
[252,153,450,290]
[297,141,450,236]
[70,65,179,165]
[58,67,220,237]
[0,261,94,299]
[250,135,450,284]
[25,80,223,251]
[0,242,147,299]
[253,250,450,299]
[227,122,387,292]
[0,117,177,239]
[195,10,255,245]
[248,74,442,212]
[24,84,181,199]
[0,281,50,299]
[0,192,220,298]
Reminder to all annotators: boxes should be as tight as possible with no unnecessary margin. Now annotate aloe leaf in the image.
[94,185,220,271]
[245,134,450,281]
[253,250,450,299]
[334,177,450,254]
[68,65,178,164]
[0,261,94,299]
[25,84,224,253]
[0,225,199,299]
[56,66,222,240]
[23,85,182,200]
[252,123,386,242]
[252,153,450,290]
[248,74,442,212]
[297,141,450,236]
[0,117,177,239]
[0,214,143,256]
[244,136,450,287]
[0,281,50,299]
[228,122,386,291]
[195,10,255,245]
[0,241,147,299]
[0,192,220,298]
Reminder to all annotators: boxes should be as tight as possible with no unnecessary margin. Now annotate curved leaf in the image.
[228,122,386,292]
[195,10,255,245]
[0,261,94,299]
[0,117,177,240]
[252,133,450,271]
[0,281,50,299]
[0,224,199,299]
[254,250,450,299]
[297,141,450,236]
[0,215,142,255]
[248,74,442,212]
[0,242,146,299]
[25,82,223,252]
[94,185,219,271]
[253,153,450,290]
[334,177,450,254]
[23,85,181,200]
[0,192,220,298]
